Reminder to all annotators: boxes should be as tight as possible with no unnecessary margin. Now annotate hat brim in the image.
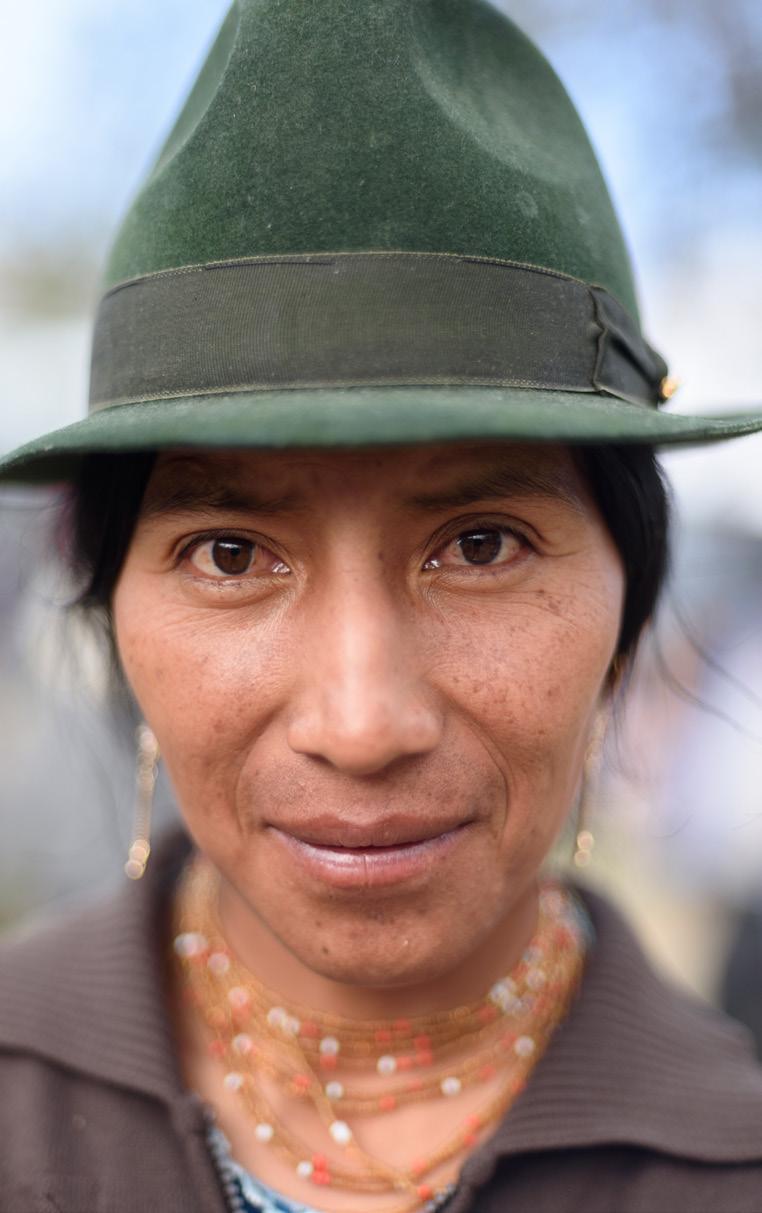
[1,386,761,484]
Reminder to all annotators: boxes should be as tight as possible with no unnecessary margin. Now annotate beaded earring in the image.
[124,723,160,880]
[572,710,609,869]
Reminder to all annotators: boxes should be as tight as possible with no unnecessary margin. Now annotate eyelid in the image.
[176,528,289,579]
[424,519,532,570]
[428,515,534,552]
[176,527,269,561]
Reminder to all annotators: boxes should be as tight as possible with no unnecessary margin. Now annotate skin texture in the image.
[114,441,623,1016]
[114,441,625,1204]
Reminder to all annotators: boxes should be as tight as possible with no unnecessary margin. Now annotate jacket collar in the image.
[496,886,762,1161]
[2,826,762,1163]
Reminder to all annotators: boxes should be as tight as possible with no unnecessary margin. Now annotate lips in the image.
[265,814,475,890]
[267,812,470,849]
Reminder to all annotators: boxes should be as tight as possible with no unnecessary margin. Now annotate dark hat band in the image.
[90,252,668,413]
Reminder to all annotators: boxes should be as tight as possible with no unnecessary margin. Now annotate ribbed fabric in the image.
[491,923,762,1159]
[88,253,666,411]
[2,826,762,1213]
[0,832,187,1105]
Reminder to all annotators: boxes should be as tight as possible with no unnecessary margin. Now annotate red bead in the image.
[466,1113,481,1128]
[479,1064,496,1081]
[312,1170,331,1186]
[415,1050,434,1068]
[414,1034,431,1051]
[416,1184,434,1200]
[394,1018,412,1034]
[300,1020,320,1039]
[292,1073,311,1092]
[207,1040,225,1058]
[374,1028,392,1044]
[397,1055,414,1071]
[312,1154,328,1170]
[319,1054,338,1071]
[478,1004,498,1023]
[463,1132,477,1147]
[379,1095,396,1112]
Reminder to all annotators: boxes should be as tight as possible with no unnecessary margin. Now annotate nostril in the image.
[287,705,442,776]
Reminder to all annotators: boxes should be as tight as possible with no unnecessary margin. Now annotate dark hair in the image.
[575,446,670,660]
[66,445,670,665]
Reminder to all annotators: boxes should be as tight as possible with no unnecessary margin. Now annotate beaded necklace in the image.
[173,856,586,1213]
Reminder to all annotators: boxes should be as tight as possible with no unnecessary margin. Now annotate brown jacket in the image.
[2,827,762,1213]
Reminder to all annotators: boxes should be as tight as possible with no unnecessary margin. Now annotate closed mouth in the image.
[268,815,472,850]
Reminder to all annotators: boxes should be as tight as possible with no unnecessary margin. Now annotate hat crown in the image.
[106,0,638,319]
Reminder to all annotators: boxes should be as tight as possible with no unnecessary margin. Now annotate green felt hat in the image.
[2,0,761,484]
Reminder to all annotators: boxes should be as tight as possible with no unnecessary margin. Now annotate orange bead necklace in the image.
[173,856,587,1212]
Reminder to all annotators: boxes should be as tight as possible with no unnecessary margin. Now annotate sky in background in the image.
[1,0,761,526]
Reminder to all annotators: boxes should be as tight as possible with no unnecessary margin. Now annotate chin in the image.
[269,892,493,992]
[293,935,460,991]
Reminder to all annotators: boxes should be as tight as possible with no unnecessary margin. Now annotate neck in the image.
[215,875,540,1021]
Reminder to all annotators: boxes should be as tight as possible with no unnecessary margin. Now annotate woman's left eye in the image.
[424,526,525,570]
[186,537,291,578]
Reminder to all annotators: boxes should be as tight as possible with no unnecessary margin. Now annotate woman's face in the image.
[114,442,624,990]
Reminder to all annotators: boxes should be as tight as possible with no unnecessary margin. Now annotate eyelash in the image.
[177,530,285,577]
[176,520,533,582]
[425,522,531,572]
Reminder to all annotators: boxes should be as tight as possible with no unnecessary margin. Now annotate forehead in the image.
[142,442,589,516]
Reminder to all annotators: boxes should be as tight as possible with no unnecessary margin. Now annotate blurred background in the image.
[1,1,761,1034]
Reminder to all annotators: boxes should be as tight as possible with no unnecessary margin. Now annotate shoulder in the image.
[0,829,216,1212]
[486,884,762,1176]
[470,887,762,1212]
[578,885,762,1118]
[576,886,762,1154]
[480,1145,762,1213]
[0,826,193,1096]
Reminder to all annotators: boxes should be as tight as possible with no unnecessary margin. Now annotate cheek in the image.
[427,570,622,821]
[112,572,291,821]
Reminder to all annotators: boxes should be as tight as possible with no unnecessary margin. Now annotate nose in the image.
[286,576,443,776]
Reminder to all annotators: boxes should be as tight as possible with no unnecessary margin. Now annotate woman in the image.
[1,2,761,1211]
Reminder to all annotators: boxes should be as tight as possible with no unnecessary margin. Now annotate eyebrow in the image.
[139,459,584,520]
[407,465,584,513]
[140,481,303,520]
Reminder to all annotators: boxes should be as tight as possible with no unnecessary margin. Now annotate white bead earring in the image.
[124,724,160,880]
[573,711,609,869]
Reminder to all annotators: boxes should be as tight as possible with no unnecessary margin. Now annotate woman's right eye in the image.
[187,537,291,579]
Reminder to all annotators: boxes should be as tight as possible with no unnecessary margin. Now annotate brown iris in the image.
[211,538,255,575]
[457,529,504,565]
